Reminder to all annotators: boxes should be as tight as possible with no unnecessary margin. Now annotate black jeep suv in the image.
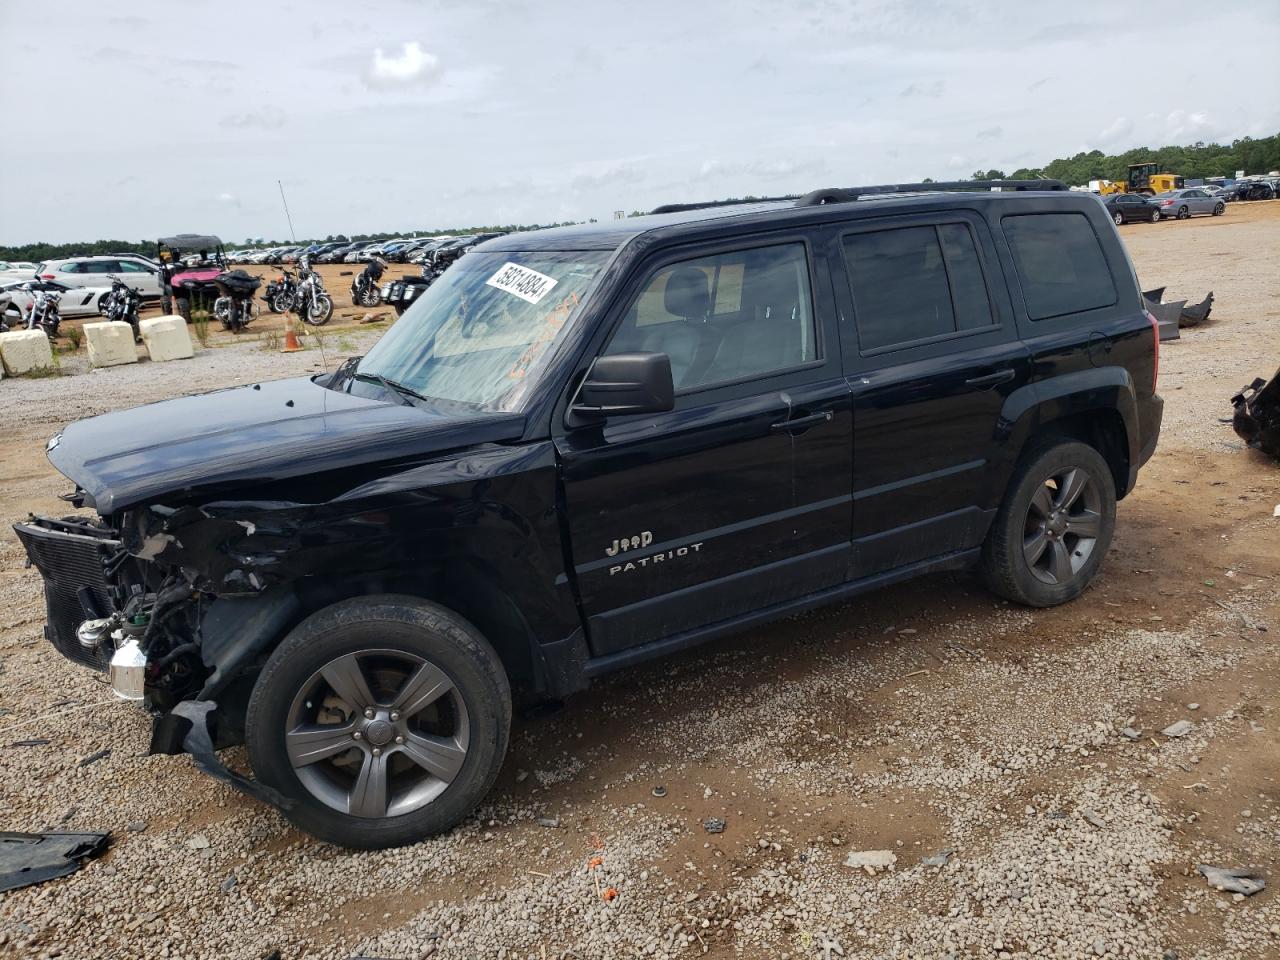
[17,179,1162,848]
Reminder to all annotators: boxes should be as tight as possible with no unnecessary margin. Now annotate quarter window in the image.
[841,222,994,352]
[118,260,151,273]
[1003,213,1117,320]
[604,243,816,392]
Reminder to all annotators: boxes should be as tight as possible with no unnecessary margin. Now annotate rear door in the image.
[117,258,160,296]
[829,211,1031,578]
[556,234,853,656]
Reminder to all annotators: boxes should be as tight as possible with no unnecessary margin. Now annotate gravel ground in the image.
[0,204,1278,960]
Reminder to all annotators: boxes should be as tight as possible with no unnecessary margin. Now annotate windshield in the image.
[356,250,609,411]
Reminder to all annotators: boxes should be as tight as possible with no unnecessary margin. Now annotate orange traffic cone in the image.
[281,312,303,352]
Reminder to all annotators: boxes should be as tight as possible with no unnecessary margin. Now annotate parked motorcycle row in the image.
[218,256,333,331]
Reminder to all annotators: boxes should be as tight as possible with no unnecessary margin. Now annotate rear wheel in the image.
[1112,212,1124,226]
[1149,208,1161,223]
[245,596,511,849]
[981,440,1116,607]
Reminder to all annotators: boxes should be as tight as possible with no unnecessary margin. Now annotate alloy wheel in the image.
[284,649,470,819]
[1113,212,1123,225]
[1022,467,1103,586]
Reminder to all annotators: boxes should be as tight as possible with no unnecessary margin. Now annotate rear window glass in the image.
[1003,213,1117,320]
[841,222,994,352]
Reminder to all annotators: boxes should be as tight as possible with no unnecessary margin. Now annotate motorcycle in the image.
[263,271,298,314]
[350,256,385,308]
[212,270,263,333]
[291,256,333,326]
[18,283,61,338]
[102,275,143,341]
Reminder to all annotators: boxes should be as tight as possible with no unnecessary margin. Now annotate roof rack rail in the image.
[796,179,1067,206]
[649,195,797,215]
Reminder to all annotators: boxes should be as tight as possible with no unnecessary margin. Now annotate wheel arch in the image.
[998,368,1137,504]
[197,561,541,709]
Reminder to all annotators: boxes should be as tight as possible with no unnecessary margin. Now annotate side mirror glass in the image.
[571,352,674,421]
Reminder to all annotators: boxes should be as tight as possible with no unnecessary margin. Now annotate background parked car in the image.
[36,256,162,298]
[1227,180,1275,201]
[0,260,37,281]
[1153,188,1224,219]
[343,241,379,262]
[1102,193,1162,224]
[0,278,113,319]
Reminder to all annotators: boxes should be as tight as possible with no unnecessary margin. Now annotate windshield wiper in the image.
[352,371,426,407]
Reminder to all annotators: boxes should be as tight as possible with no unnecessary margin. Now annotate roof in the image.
[481,180,1073,254]
[158,234,223,251]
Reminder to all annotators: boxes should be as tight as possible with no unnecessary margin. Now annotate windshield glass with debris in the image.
[356,250,608,411]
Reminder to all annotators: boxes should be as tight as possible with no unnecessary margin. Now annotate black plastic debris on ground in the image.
[0,831,110,892]
[1232,366,1280,459]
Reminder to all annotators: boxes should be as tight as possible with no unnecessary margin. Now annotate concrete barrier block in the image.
[83,321,138,368]
[139,316,194,362]
[0,329,54,375]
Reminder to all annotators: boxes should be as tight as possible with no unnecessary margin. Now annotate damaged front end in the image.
[15,499,303,809]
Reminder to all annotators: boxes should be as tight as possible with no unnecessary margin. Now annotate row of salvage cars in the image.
[377,233,506,315]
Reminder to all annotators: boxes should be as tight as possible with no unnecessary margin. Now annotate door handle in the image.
[964,368,1016,390]
[770,410,834,434]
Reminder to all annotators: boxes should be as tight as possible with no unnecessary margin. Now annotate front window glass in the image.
[356,250,609,410]
[603,243,816,392]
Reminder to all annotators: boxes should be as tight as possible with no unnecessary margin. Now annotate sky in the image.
[1,0,1278,245]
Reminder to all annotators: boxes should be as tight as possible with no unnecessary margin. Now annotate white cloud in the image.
[364,41,441,89]
[1095,116,1133,146]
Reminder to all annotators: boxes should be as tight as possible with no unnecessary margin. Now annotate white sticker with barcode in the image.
[485,262,558,304]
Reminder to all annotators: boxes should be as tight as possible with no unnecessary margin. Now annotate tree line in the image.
[969,133,1280,186]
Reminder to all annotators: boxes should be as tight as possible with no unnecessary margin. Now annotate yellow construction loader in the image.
[1098,162,1185,196]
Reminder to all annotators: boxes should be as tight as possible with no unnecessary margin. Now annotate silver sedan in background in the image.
[1154,188,1226,220]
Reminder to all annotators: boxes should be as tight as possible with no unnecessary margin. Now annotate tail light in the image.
[40,273,56,279]
[1160,200,1174,206]
[1145,309,1159,392]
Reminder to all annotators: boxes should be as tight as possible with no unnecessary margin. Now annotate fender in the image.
[994,366,1138,502]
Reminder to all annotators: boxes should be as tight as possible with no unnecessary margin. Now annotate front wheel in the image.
[1176,205,1190,220]
[1212,203,1224,216]
[360,285,381,308]
[980,440,1116,607]
[305,293,333,326]
[271,292,292,314]
[245,595,511,849]
[175,297,191,323]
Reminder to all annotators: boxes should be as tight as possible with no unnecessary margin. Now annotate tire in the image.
[980,440,1116,608]
[1113,212,1124,226]
[1212,203,1224,216]
[176,297,191,323]
[1176,206,1190,220]
[160,295,172,316]
[361,285,380,308]
[245,595,511,849]
[97,294,111,316]
[1149,208,1160,223]
[305,293,333,326]
[271,292,291,314]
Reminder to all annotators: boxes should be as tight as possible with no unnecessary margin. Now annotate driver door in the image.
[555,235,853,657]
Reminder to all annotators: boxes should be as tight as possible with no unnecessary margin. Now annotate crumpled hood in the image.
[47,376,525,514]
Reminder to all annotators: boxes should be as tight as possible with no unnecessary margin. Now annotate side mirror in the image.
[571,352,674,421]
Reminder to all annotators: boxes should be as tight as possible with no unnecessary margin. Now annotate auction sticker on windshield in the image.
[486,262,558,304]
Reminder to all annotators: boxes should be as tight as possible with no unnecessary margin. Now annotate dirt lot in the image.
[1,204,1278,960]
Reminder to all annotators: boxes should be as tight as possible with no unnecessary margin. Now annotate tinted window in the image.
[841,222,993,352]
[82,260,118,274]
[605,243,816,391]
[1002,213,1117,321]
[118,260,151,273]
[59,262,81,274]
